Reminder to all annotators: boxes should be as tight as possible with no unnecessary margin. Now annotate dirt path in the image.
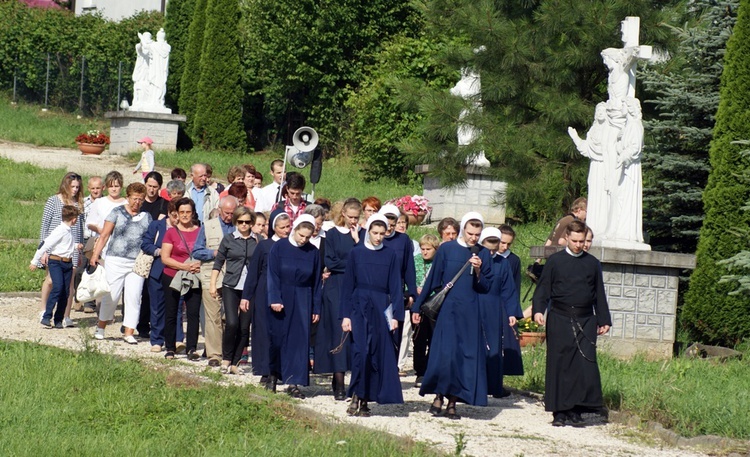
[0,142,714,457]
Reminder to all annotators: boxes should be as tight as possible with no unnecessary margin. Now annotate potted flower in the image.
[517,317,546,347]
[75,130,110,155]
[387,195,432,225]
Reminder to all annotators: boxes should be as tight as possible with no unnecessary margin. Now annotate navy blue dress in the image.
[341,245,404,404]
[479,253,522,396]
[382,231,417,299]
[413,241,493,406]
[502,252,524,376]
[241,237,275,376]
[313,227,363,374]
[267,238,322,386]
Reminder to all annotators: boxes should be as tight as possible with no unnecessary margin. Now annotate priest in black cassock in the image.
[532,220,611,427]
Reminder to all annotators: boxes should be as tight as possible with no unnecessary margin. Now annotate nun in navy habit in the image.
[267,214,322,398]
[240,213,292,386]
[341,214,404,416]
[478,227,522,398]
[413,212,493,420]
[314,198,365,401]
[499,233,524,378]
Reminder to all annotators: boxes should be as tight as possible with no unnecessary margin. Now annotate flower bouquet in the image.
[75,130,110,145]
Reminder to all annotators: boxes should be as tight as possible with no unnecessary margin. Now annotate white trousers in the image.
[397,316,413,371]
[98,256,144,328]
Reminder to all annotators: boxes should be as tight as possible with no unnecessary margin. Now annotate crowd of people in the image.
[30,157,611,426]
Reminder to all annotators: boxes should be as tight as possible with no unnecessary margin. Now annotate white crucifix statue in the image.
[620,16,652,98]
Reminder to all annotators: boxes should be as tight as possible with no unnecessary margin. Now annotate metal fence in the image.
[6,53,134,116]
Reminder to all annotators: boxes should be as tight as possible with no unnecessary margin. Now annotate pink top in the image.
[162,226,200,278]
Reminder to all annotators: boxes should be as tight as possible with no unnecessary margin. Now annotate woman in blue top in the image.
[341,214,404,417]
[413,212,493,420]
[267,214,322,398]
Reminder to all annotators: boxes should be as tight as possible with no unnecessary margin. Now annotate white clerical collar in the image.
[565,247,584,257]
[335,225,349,234]
[499,250,511,258]
[288,236,299,247]
[457,238,468,247]
[365,240,383,251]
[271,234,281,242]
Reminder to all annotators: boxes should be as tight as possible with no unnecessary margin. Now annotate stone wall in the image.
[530,245,696,359]
[105,111,186,155]
[416,164,507,225]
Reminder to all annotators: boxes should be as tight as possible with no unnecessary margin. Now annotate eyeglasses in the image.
[69,173,82,180]
[237,220,252,225]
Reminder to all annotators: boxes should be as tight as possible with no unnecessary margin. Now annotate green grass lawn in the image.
[505,344,750,440]
[0,94,108,148]
[0,340,436,457]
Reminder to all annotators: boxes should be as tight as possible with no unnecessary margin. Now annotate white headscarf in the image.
[378,204,401,239]
[270,212,290,241]
[458,211,484,247]
[289,214,316,247]
[479,227,502,257]
[364,214,388,251]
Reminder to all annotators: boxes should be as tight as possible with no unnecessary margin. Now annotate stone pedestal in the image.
[530,245,696,360]
[105,111,186,155]
[415,164,507,225]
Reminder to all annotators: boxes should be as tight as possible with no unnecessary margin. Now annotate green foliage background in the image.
[164,0,196,111]
[683,0,750,346]
[0,2,164,114]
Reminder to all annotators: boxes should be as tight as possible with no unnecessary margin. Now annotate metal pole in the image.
[79,55,85,112]
[117,61,122,111]
[12,72,17,104]
[43,53,50,111]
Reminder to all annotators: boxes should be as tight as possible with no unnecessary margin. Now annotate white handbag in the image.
[76,264,111,302]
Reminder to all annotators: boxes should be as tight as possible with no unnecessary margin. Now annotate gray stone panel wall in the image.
[105,111,186,155]
[419,165,507,225]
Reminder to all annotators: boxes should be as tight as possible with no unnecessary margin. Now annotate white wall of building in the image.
[75,0,166,22]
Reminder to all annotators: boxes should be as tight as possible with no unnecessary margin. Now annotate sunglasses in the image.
[237,219,253,225]
[68,173,82,180]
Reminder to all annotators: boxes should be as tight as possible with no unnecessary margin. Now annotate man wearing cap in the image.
[133,137,155,181]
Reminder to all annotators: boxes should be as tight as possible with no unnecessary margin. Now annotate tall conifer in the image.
[178,0,208,138]
[683,0,750,346]
[164,0,195,111]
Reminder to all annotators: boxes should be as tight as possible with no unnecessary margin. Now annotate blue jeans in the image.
[148,276,184,346]
[45,259,72,325]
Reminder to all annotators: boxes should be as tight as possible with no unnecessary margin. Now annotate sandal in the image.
[429,396,444,416]
[347,395,359,416]
[444,404,461,420]
[287,385,306,399]
[355,400,371,417]
[187,350,200,361]
[164,351,175,360]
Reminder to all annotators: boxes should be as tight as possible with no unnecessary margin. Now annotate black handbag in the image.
[420,258,473,322]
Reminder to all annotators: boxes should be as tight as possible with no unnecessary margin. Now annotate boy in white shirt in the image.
[30,206,82,328]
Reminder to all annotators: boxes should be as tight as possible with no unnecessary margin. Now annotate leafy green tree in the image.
[240,0,419,149]
[192,0,246,151]
[178,0,208,137]
[164,0,195,111]
[641,0,738,253]
[683,0,750,346]
[399,0,675,220]
[344,33,454,182]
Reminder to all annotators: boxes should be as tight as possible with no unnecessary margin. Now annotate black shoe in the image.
[208,359,220,367]
[264,375,277,393]
[443,405,461,420]
[334,389,346,401]
[287,385,305,399]
[187,350,200,361]
[428,397,443,416]
[552,412,568,427]
[566,411,586,427]
[492,388,512,399]
[260,375,269,384]
[414,376,423,388]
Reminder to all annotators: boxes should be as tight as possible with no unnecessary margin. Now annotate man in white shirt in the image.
[254,159,285,213]
[186,163,220,223]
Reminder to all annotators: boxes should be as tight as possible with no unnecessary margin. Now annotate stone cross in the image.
[620,17,652,98]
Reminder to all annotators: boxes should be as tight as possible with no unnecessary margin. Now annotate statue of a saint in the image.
[130,29,172,114]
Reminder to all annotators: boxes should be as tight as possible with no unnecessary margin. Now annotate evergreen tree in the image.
[399,0,676,220]
[178,0,208,138]
[683,0,750,346]
[164,0,195,111]
[192,0,245,151]
[641,0,737,253]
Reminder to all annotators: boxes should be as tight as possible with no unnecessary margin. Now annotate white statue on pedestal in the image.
[130,28,172,114]
[450,66,490,167]
[567,17,651,250]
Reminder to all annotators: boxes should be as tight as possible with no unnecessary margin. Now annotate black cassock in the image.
[532,249,611,412]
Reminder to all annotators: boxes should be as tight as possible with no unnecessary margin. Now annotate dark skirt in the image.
[313,273,350,373]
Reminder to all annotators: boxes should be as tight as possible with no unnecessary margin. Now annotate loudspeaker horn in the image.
[292,126,318,153]
[285,145,312,169]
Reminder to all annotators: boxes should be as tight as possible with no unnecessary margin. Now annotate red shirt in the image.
[162,227,200,277]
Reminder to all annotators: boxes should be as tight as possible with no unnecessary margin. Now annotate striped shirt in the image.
[39,195,83,266]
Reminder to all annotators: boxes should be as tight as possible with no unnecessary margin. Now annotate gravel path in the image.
[0,142,712,457]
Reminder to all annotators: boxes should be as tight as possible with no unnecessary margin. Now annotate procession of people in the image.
[29,156,610,427]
